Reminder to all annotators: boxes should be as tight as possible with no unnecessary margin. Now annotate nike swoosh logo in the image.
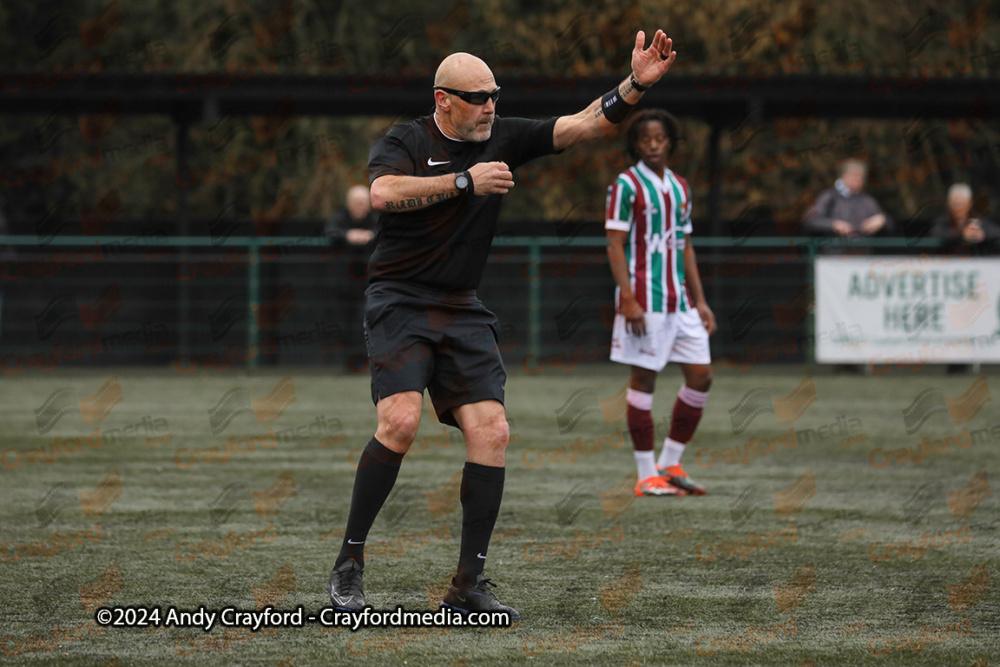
[427,158,451,166]
[455,595,466,603]
[477,553,486,559]
[347,539,364,544]
[332,594,353,605]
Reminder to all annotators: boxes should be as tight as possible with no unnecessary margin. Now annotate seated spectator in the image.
[803,159,893,252]
[928,183,1000,253]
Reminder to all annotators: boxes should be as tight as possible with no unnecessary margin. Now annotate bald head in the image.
[948,183,973,221]
[434,52,495,91]
[345,185,371,220]
[433,52,498,142]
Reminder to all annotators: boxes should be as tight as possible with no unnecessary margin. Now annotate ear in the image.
[433,89,450,113]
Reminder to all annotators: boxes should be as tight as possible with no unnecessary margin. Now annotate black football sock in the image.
[335,437,404,568]
[455,462,505,587]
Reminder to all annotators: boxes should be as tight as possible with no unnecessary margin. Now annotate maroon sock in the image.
[627,404,655,451]
[668,386,706,444]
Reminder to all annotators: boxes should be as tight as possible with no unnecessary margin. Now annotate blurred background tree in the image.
[1,0,998,229]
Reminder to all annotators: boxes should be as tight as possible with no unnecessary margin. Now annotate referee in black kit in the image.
[329,30,678,620]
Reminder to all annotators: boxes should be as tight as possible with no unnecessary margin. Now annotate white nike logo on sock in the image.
[347,539,364,544]
[477,553,486,559]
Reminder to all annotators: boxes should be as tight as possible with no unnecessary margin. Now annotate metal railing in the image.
[0,234,971,371]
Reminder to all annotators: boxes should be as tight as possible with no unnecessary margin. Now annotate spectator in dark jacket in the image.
[929,184,999,374]
[928,183,1000,251]
[325,185,378,248]
[803,159,892,252]
[324,186,377,369]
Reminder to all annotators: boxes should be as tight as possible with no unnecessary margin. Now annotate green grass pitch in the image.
[0,364,996,665]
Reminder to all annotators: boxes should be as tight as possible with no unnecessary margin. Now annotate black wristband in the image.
[601,88,634,124]
[629,74,648,92]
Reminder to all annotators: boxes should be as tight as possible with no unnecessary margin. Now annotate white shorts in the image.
[610,308,711,371]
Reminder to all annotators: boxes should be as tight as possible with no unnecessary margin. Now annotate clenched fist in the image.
[468,161,514,195]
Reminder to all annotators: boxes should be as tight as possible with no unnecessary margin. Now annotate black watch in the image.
[629,74,648,92]
[454,170,473,194]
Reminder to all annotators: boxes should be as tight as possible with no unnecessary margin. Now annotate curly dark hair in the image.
[625,108,680,161]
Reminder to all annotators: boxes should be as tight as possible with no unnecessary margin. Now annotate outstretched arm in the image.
[553,30,677,151]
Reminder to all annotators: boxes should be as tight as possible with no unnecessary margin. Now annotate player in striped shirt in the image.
[605,109,716,497]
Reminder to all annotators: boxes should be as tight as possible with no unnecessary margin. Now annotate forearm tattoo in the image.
[385,198,423,210]
[427,191,458,204]
[384,190,458,210]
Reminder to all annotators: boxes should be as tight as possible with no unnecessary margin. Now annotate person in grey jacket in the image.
[803,159,891,243]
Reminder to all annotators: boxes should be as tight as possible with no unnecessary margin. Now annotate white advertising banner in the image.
[814,256,1000,365]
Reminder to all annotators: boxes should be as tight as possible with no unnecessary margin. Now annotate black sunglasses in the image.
[433,86,500,105]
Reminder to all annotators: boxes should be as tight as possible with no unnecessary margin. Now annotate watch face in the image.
[455,174,469,190]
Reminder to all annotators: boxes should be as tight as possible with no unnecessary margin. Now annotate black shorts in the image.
[364,281,507,428]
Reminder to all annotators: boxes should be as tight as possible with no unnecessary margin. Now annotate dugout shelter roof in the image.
[1,72,996,124]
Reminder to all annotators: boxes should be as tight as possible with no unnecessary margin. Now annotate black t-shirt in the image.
[367,114,558,290]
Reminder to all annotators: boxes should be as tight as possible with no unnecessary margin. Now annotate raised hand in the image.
[631,30,677,88]
[468,161,514,195]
